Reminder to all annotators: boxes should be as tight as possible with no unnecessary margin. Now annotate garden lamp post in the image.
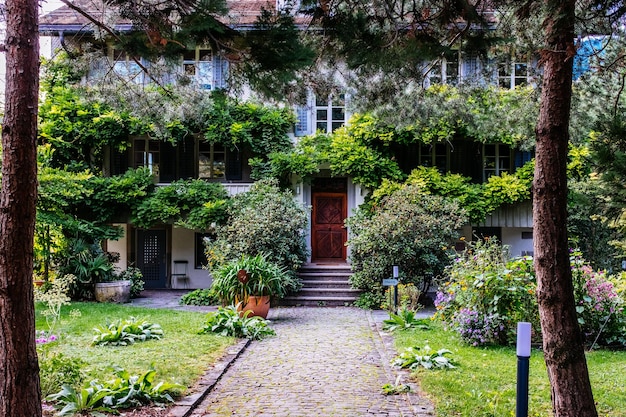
[516,322,532,417]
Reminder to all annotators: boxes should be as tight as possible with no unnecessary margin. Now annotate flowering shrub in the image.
[436,241,626,347]
[435,238,538,346]
[571,251,626,347]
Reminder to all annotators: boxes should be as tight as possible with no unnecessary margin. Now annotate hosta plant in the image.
[382,309,431,332]
[392,345,456,370]
[92,317,163,346]
[47,367,183,416]
[199,305,275,340]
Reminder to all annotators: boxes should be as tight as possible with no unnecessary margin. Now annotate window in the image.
[483,144,511,181]
[497,58,530,89]
[195,233,211,269]
[113,50,142,82]
[419,143,449,172]
[133,138,160,178]
[316,93,347,133]
[198,142,225,179]
[425,56,459,86]
[182,49,212,90]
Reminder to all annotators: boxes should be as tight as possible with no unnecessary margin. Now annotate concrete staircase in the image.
[281,263,362,307]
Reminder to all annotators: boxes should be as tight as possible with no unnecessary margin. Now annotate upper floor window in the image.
[497,59,531,89]
[113,50,143,83]
[425,56,459,86]
[181,49,213,90]
[199,142,225,179]
[316,93,347,133]
[419,143,449,172]
[133,138,160,177]
[483,144,511,181]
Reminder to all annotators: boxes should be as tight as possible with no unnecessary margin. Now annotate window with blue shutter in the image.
[295,105,309,136]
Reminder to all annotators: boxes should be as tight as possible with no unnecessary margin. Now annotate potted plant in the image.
[210,253,297,318]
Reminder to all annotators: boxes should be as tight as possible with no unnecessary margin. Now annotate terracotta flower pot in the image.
[239,295,271,319]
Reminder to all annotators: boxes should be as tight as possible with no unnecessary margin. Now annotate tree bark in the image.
[533,1,597,416]
[0,0,42,416]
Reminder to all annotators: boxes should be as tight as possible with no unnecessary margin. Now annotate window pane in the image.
[331,107,344,121]
[316,121,328,131]
[331,122,343,132]
[316,109,328,121]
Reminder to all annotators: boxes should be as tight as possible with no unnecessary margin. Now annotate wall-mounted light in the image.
[296,185,301,195]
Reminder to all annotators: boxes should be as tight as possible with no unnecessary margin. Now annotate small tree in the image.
[347,184,467,307]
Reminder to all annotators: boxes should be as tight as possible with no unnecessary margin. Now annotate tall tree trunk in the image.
[0,0,42,416]
[534,1,597,416]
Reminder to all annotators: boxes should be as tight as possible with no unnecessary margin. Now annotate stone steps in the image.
[281,263,361,307]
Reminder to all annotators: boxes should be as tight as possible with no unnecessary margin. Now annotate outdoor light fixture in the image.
[516,322,532,417]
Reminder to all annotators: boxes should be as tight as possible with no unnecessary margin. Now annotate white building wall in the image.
[501,227,534,257]
[171,227,212,289]
[106,223,128,273]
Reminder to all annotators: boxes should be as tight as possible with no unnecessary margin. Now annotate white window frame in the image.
[181,48,213,90]
[315,93,348,133]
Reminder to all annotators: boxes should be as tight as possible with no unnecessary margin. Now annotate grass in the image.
[35,302,235,390]
[393,320,626,417]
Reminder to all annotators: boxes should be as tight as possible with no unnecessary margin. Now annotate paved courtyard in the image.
[188,307,434,417]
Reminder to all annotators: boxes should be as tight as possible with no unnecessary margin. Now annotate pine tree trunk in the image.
[534,1,597,416]
[0,0,42,416]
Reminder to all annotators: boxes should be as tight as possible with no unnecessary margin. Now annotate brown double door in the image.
[312,192,347,262]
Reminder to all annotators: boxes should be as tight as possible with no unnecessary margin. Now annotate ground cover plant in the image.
[34,302,235,400]
[393,321,626,417]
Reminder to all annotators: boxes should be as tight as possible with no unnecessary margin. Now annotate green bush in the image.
[179,288,218,306]
[435,238,538,346]
[116,267,144,298]
[38,350,86,397]
[206,178,309,272]
[199,305,276,340]
[347,184,467,302]
[435,240,626,348]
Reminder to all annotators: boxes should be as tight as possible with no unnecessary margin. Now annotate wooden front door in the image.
[136,229,167,289]
[312,192,347,262]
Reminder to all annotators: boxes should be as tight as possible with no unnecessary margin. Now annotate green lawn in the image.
[35,302,235,390]
[393,321,626,417]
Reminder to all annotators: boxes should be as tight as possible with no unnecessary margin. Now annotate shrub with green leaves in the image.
[206,178,309,272]
[571,250,626,347]
[392,345,456,370]
[199,305,276,340]
[38,350,86,397]
[347,183,467,303]
[92,317,163,346]
[180,288,218,306]
[435,240,626,348]
[435,238,538,346]
[116,266,144,298]
[47,366,183,415]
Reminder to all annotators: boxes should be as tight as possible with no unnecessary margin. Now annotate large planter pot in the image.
[94,280,131,303]
[240,295,271,319]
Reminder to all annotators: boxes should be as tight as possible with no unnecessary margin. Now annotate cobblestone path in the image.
[190,307,432,417]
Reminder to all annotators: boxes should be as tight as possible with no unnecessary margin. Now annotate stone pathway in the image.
[188,307,434,417]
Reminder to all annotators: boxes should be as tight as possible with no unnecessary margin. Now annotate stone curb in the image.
[167,338,252,417]
[367,311,436,416]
